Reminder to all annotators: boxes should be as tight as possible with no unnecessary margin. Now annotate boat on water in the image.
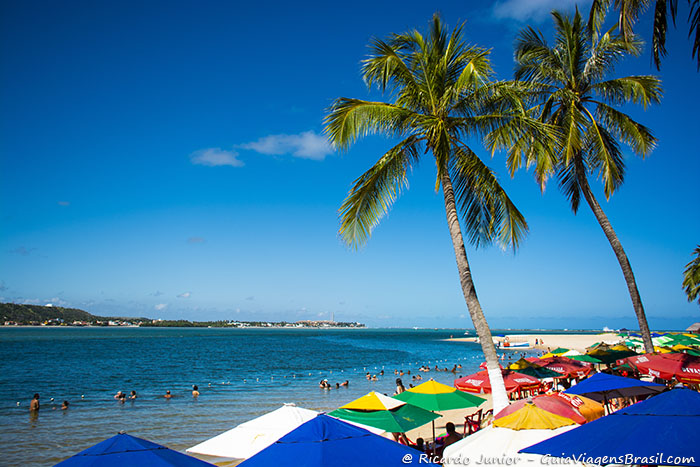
[497,341,530,349]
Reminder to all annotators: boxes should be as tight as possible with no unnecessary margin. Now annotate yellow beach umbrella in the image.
[494,403,577,430]
[508,357,536,370]
[541,352,556,359]
[339,391,403,411]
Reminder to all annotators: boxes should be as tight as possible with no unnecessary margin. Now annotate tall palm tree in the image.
[683,246,700,304]
[512,10,663,353]
[324,15,551,413]
[588,0,700,70]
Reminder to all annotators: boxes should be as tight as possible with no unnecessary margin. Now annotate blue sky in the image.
[1,0,698,329]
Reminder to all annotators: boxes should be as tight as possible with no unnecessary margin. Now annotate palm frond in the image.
[324,99,418,151]
[595,102,657,156]
[591,75,663,108]
[450,143,528,250]
[581,114,625,198]
[557,157,583,213]
[338,136,422,248]
[683,245,700,304]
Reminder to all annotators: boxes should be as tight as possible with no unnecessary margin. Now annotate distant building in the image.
[687,323,700,334]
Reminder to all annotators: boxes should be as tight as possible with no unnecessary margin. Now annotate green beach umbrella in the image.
[568,355,603,364]
[551,347,570,355]
[328,391,439,433]
[393,379,485,411]
[393,379,484,442]
[515,364,567,378]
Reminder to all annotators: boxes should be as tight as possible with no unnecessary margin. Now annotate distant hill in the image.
[0,302,144,325]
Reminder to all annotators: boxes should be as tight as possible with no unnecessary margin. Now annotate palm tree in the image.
[683,246,700,304]
[324,15,551,413]
[512,10,662,353]
[588,0,700,70]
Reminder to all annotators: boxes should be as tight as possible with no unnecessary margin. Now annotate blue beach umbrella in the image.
[520,388,700,466]
[564,372,666,402]
[54,432,215,466]
[239,414,434,466]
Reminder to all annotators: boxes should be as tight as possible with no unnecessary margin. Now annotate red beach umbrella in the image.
[455,370,540,394]
[618,352,700,383]
[530,356,592,378]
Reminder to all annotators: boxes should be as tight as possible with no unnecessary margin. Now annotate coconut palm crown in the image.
[324,14,553,412]
[683,245,700,304]
[512,9,663,353]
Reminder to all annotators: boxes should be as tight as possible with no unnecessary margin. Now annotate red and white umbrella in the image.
[455,370,540,394]
[618,352,700,383]
[530,356,592,378]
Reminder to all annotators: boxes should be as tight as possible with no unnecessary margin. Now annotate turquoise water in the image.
[0,327,538,466]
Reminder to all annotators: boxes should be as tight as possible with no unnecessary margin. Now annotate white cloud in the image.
[190,148,244,167]
[57,201,70,206]
[240,131,333,161]
[154,303,168,311]
[492,0,591,22]
[177,292,191,299]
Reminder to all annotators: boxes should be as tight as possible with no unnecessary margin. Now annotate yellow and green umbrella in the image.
[393,379,485,411]
[328,391,440,433]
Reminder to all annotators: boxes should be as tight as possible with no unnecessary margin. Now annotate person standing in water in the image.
[30,394,40,411]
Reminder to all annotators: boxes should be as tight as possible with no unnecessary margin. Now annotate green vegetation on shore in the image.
[0,302,364,328]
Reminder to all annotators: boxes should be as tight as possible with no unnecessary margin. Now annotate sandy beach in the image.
[447,333,622,353]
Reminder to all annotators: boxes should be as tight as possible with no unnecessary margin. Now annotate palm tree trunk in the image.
[441,171,509,414]
[575,160,654,353]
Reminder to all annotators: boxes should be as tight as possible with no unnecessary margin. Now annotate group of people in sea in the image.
[113,385,201,401]
[26,393,69,412]
[318,380,349,389]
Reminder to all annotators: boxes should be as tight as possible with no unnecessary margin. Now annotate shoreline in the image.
[446,332,622,352]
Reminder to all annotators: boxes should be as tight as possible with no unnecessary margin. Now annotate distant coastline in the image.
[0,302,365,329]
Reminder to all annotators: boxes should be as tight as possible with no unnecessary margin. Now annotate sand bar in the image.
[447,333,622,353]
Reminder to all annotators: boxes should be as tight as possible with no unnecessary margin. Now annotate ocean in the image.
[0,327,542,466]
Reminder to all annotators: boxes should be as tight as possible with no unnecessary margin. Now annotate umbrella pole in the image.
[603,393,609,415]
[432,418,436,443]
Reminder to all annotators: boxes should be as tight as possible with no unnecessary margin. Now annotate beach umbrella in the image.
[550,347,570,355]
[239,414,434,466]
[187,404,319,460]
[564,372,665,404]
[530,356,592,378]
[507,358,564,379]
[55,432,215,466]
[567,355,603,364]
[560,349,582,357]
[328,391,439,433]
[493,393,604,430]
[393,379,485,441]
[520,388,700,466]
[443,425,584,467]
[393,379,485,411]
[455,370,540,394]
[618,352,700,383]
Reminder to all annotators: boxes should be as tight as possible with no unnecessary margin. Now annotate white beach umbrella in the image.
[561,349,582,357]
[186,403,318,460]
[442,425,586,467]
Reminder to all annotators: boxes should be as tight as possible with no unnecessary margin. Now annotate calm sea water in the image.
[0,327,543,466]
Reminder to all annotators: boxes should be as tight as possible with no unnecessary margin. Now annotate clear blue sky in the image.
[1,0,698,329]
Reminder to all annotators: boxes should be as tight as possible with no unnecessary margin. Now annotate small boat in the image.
[498,341,530,349]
